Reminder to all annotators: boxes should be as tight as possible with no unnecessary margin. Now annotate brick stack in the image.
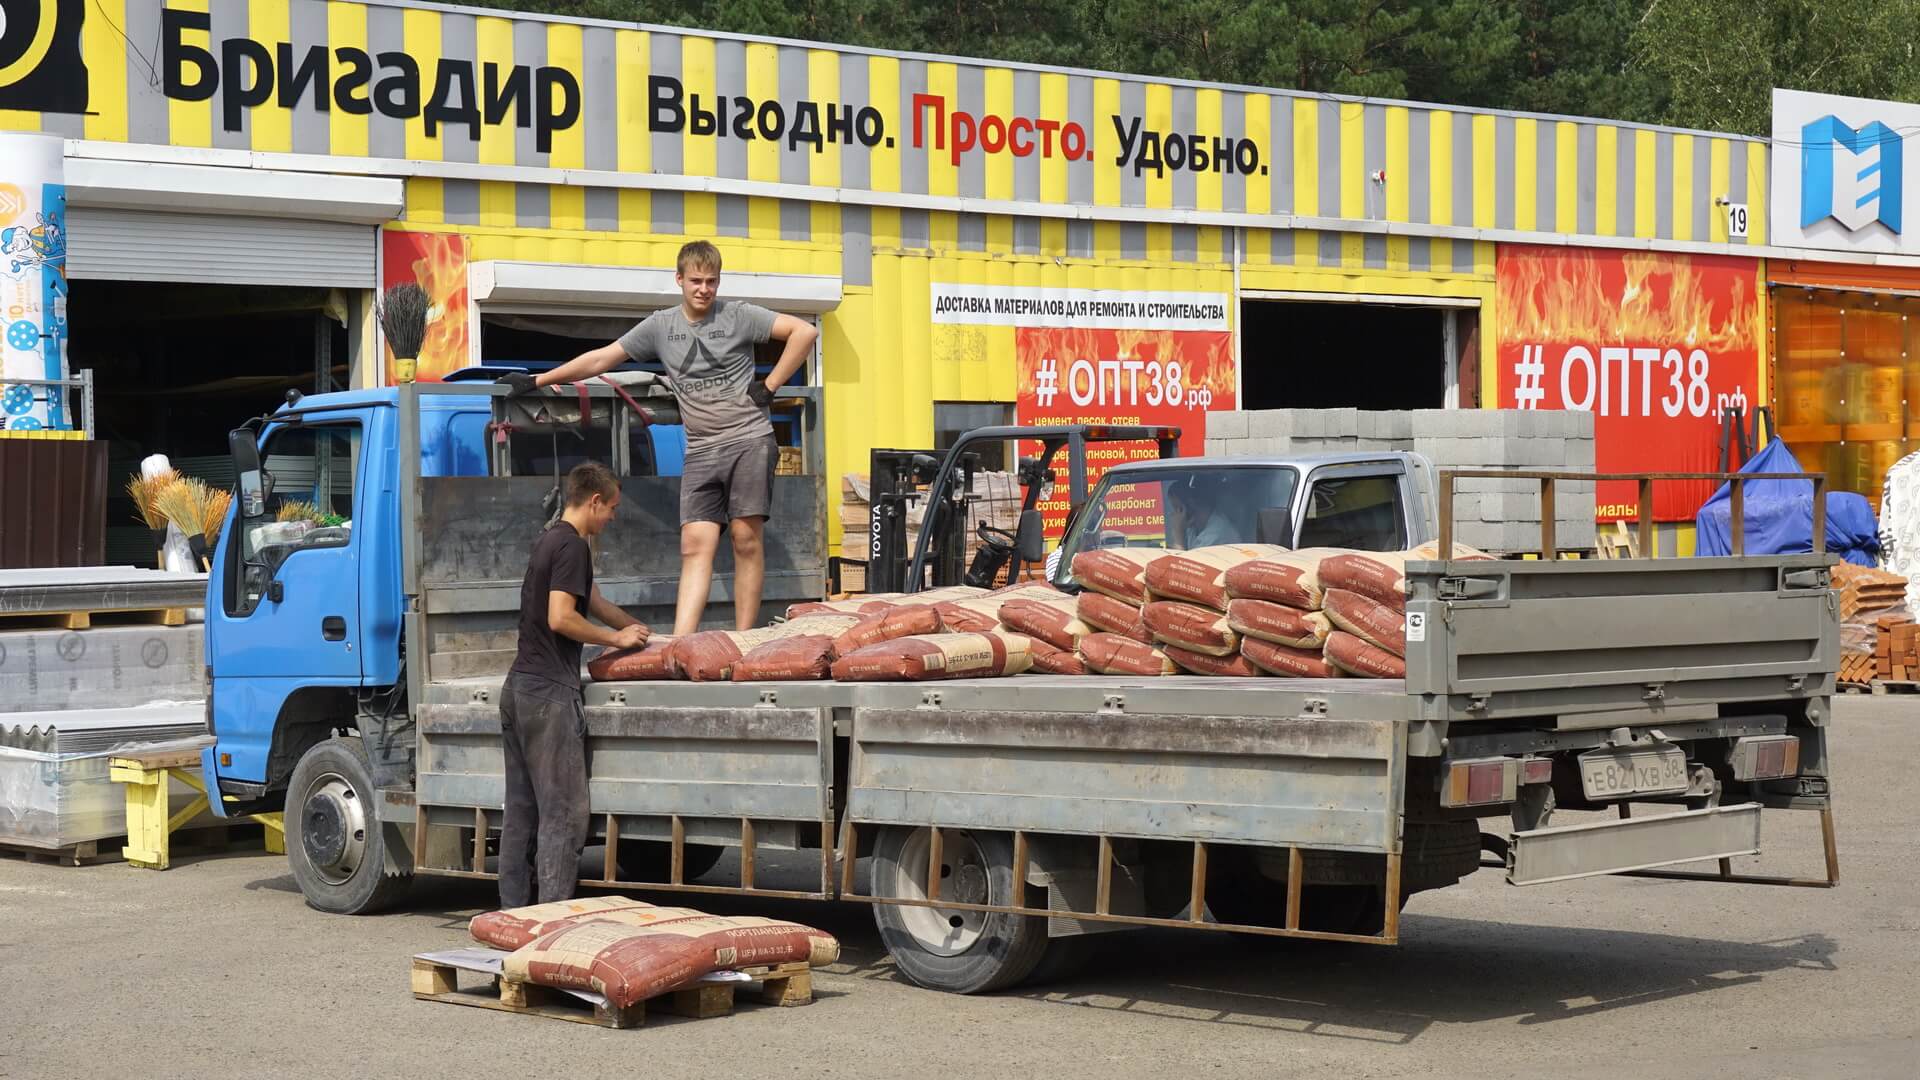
[1874,613,1919,683]
[1831,563,1914,685]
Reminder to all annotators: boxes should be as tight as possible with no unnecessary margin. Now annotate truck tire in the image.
[286,737,412,915]
[870,826,1048,994]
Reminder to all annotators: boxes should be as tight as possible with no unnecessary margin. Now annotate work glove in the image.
[496,371,538,396]
[747,381,775,408]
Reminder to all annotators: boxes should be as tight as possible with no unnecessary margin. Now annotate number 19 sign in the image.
[1496,246,1761,522]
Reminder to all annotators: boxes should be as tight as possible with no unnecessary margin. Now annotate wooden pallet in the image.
[0,838,105,866]
[411,953,813,1030]
[1871,680,1920,695]
[1838,681,1873,695]
[0,606,188,630]
[0,823,269,868]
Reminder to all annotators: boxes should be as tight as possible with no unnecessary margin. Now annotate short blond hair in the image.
[676,240,722,275]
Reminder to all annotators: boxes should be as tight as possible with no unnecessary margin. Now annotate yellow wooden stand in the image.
[108,747,285,870]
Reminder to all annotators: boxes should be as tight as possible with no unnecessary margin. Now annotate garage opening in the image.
[1239,298,1478,411]
[66,281,349,566]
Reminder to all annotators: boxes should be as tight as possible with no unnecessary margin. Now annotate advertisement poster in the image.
[380,230,469,384]
[0,131,67,432]
[931,283,1235,537]
[1496,245,1760,521]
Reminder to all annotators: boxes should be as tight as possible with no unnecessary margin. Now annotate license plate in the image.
[1578,746,1690,800]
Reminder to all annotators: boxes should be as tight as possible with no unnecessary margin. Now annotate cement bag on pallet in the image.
[1323,590,1406,657]
[832,604,944,657]
[1028,638,1088,675]
[1077,591,1152,643]
[1145,544,1290,609]
[1164,643,1261,677]
[588,637,678,682]
[831,632,1034,681]
[1325,631,1405,679]
[1226,600,1331,649]
[1223,548,1343,611]
[1141,601,1239,656]
[472,898,707,951]
[1071,547,1165,605]
[1241,637,1344,679]
[934,583,1061,632]
[999,595,1090,651]
[1318,541,1491,612]
[1077,633,1176,676]
[786,596,902,619]
[506,915,841,1008]
[731,636,838,681]
[671,615,860,682]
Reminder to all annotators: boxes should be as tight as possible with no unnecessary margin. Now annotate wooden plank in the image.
[1188,841,1208,921]
[1730,479,1746,556]
[1284,847,1303,930]
[670,814,685,885]
[603,814,619,883]
[1095,835,1114,916]
[740,818,757,891]
[925,827,943,902]
[472,807,486,873]
[1009,830,1027,909]
[411,959,456,996]
[668,985,735,1019]
[1538,477,1557,559]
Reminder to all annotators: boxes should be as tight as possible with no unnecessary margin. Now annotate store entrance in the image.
[1239,298,1475,410]
[65,280,348,565]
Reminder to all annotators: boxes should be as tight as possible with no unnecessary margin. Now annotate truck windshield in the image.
[1052,466,1298,586]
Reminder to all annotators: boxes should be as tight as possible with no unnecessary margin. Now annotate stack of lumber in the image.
[1832,563,1909,621]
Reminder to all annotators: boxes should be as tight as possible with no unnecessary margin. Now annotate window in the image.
[1057,466,1300,575]
[1297,475,1406,551]
[243,422,361,568]
[934,402,1015,471]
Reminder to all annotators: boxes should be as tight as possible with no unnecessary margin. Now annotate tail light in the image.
[1728,735,1800,781]
[1441,757,1518,808]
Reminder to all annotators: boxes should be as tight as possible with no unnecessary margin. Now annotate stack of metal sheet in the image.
[0,624,206,713]
[0,705,209,850]
[0,565,206,617]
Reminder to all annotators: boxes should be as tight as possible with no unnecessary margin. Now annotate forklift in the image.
[864,424,1181,594]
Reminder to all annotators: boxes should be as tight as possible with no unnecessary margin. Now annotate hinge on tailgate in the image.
[469,687,490,704]
[1466,694,1491,714]
[1101,694,1126,715]
[757,689,780,706]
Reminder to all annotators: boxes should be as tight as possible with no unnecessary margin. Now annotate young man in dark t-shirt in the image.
[499,462,648,909]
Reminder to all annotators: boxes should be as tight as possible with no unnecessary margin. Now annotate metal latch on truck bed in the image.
[1439,576,1501,601]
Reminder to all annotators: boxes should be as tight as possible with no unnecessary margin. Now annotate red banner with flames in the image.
[381,230,469,384]
[1496,245,1761,522]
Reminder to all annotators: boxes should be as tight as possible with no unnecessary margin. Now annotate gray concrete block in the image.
[1205,437,1227,456]
[1207,411,1249,440]
[1568,410,1596,438]
[1382,412,1415,440]
[1322,408,1360,436]
[1248,409,1294,438]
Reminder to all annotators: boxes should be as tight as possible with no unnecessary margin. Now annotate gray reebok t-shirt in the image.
[618,299,778,453]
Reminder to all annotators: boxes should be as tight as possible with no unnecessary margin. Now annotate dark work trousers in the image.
[497,677,591,909]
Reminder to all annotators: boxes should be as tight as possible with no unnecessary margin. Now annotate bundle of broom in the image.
[153,478,233,572]
[379,282,430,384]
[126,467,179,569]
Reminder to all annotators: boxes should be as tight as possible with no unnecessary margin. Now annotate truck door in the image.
[1296,464,1410,551]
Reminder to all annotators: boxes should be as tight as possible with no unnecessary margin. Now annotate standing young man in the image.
[503,241,819,633]
[499,462,648,909]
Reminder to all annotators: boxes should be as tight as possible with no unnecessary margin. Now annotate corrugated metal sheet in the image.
[66,208,377,288]
[0,439,107,568]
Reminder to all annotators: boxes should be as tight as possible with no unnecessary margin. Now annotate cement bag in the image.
[1325,631,1406,679]
[506,915,841,1008]
[588,637,678,682]
[1240,637,1345,679]
[832,604,943,657]
[1223,548,1341,610]
[787,596,901,619]
[1323,589,1407,657]
[731,636,837,681]
[471,898,710,951]
[831,632,1033,681]
[1077,591,1153,643]
[1071,547,1164,605]
[1163,644,1261,677]
[1141,600,1239,657]
[934,583,1060,632]
[670,615,859,682]
[1145,544,1290,609]
[1028,638,1088,675]
[999,595,1090,651]
[1077,633,1176,676]
[1226,599,1332,649]
[1318,541,1490,612]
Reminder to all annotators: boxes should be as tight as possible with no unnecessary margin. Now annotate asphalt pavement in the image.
[3,696,1914,1080]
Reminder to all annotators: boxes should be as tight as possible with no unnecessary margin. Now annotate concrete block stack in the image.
[1204,408,1598,554]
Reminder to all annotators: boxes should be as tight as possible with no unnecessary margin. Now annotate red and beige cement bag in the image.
[730,636,837,681]
[1226,600,1331,649]
[1322,589,1407,657]
[1071,547,1165,605]
[830,632,1033,681]
[1141,600,1240,656]
[471,898,709,951]
[1325,630,1407,679]
[1077,632,1177,676]
[588,637,677,682]
[1028,638,1088,675]
[933,583,1061,632]
[505,915,841,1008]
[786,596,899,619]
[1145,544,1291,609]
[998,595,1090,651]
[1163,644,1261,677]
[1076,591,1152,643]
[1239,637,1345,679]
[831,604,943,657]
[1318,541,1490,612]
[670,615,860,682]
[1222,548,1342,611]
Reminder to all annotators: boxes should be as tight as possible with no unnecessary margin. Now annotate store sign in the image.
[1495,245,1760,522]
[0,0,87,114]
[0,132,68,432]
[1772,88,1920,255]
[928,283,1235,536]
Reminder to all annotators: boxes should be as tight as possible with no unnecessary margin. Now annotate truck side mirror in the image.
[1015,509,1046,563]
[230,427,267,519]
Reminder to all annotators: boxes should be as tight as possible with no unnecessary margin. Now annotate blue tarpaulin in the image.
[1695,439,1879,564]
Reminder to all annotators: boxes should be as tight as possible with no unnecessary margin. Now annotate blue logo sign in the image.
[1801,114,1903,234]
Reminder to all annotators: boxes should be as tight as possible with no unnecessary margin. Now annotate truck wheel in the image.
[286,737,411,915]
[615,839,725,884]
[870,826,1048,994]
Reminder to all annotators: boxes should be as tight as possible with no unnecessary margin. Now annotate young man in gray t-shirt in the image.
[505,241,819,633]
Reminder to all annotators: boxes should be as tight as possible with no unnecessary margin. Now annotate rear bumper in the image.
[1506,803,1763,885]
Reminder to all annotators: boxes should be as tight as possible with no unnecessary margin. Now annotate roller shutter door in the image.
[65,208,376,288]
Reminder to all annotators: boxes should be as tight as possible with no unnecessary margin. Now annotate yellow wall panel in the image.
[1514,118,1537,232]
[166,0,213,148]
[402,7,443,162]
[1243,95,1272,216]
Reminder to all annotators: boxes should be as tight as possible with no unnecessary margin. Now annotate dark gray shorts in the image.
[680,433,778,525]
